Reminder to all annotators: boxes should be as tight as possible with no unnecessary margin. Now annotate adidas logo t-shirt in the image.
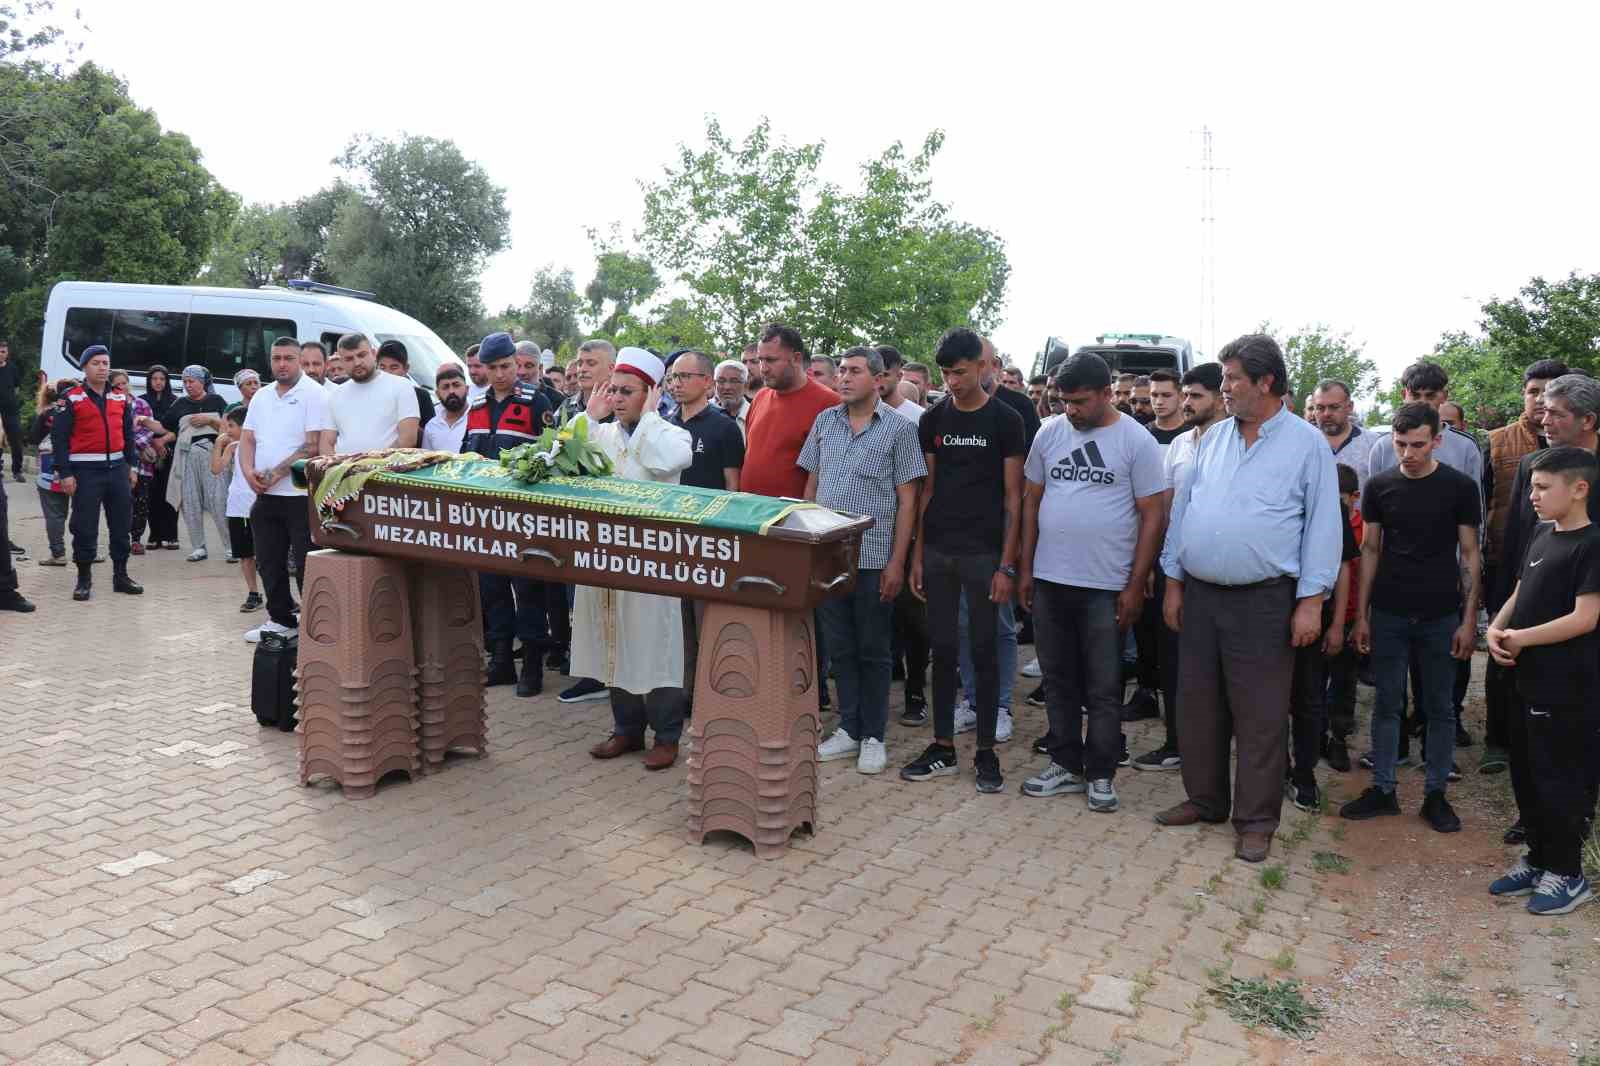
[1024,413,1167,590]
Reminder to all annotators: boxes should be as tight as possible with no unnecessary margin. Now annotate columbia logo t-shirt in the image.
[1025,413,1166,590]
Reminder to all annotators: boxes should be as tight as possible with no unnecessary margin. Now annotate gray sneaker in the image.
[1022,762,1087,797]
[1087,778,1119,812]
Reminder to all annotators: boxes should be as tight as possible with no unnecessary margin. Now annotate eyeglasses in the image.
[607,385,642,398]
[665,372,708,383]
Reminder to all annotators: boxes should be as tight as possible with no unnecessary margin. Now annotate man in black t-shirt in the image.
[902,328,1025,794]
[1487,446,1600,915]
[1343,403,1481,833]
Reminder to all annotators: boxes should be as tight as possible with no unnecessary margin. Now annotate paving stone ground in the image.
[0,481,1581,1065]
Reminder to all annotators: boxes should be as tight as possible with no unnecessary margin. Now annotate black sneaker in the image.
[1132,745,1181,772]
[900,743,958,782]
[1358,752,1374,770]
[1340,786,1400,820]
[545,645,569,669]
[899,695,928,726]
[1503,820,1527,845]
[7,540,25,555]
[974,749,1003,794]
[1118,734,1130,768]
[1287,779,1320,813]
[1025,684,1046,708]
[1032,733,1055,756]
[1324,736,1351,773]
[558,677,609,703]
[1120,687,1160,722]
[240,592,263,613]
[1421,790,1461,833]
[1454,722,1474,748]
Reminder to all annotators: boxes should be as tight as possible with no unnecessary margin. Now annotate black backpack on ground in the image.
[251,630,298,731]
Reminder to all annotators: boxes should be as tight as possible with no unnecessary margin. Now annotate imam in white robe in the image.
[569,411,694,694]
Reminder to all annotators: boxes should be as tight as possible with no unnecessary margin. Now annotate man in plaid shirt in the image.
[800,346,927,775]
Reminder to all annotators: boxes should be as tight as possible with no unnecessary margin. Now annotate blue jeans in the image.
[959,591,1017,711]
[1369,608,1457,794]
[818,569,894,742]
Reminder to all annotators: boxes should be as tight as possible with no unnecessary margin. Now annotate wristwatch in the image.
[997,564,1018,578]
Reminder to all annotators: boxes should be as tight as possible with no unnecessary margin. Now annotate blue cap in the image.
[478,332,517,364]
[82,344,110,361]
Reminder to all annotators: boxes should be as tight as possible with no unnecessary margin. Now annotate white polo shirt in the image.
[328,371,420,452]
[421,410,469,454]
[242,373,333,497]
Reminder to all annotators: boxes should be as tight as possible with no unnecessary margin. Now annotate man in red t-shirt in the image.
[742,324,839,499]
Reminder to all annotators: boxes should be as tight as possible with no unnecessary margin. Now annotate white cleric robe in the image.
[569,411,695,694]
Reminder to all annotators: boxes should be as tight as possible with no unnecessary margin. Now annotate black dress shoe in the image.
[515,656,543,698]
[0,592,35,613]
[1324,736,1351,773]
[112,570,143,595]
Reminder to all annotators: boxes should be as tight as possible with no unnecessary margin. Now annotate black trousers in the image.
[1325,624,1357,741]
[69,464,131,564]
[894,581,930,701]
[147,458,179,543]
[0,473,16,596]
[925,546,1000,748]
[1150,571,1181,751]
[0,403,21,476]
[1509,702,1598,877]
[481,574,548,644]
[250,494,311,628]
[545,581,571,650]
[1287,604,1333,787]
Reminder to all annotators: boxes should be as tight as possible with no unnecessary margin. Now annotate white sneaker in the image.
[245,620,297,644]
[1087,778,1120,812]
[857,738,886,775]
[186,547,208,562]
[817,728,860,762]
[953,700,977,734]
[995,708,1014,743]
[1021,658,1042,678]
[1022,762,1087,797]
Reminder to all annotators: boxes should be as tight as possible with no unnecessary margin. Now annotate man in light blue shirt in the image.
[1154,334,1343,864]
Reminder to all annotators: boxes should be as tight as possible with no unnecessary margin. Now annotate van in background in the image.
[1033,333,1195,381]
[40,280,461,404]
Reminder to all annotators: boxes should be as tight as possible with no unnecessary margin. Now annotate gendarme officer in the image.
[51,345,143,601]
[462,332,555,696]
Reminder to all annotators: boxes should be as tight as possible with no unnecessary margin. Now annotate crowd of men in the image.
[2,324,1595,917]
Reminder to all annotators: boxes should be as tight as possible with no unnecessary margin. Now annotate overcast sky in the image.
[66,0,1600,389]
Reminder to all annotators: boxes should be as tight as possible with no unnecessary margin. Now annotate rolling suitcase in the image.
[251,630,299,731]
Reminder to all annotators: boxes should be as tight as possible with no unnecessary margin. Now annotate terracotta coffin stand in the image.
[294,549,487,799]
[685,601,819,858]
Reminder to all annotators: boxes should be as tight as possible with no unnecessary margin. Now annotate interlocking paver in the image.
[0,483,1384,1066]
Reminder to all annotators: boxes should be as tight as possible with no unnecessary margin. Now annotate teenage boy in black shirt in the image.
[1343,402,1481,833]
[903,328,1025,793]
[1487,446,1600,916]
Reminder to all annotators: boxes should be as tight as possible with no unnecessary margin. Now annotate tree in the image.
[0,60,234,358]
[520,265,584,352]
[200,202,294,288]
[324,134,509,346]
[637,117,1009,356]
[1258,322,1381,408]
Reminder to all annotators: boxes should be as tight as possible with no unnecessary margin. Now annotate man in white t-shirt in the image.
[241,336,333,639]
[421,364,470,453]
[320,334,420,454]
[875,344,924,424]
[1017,353,1166,813]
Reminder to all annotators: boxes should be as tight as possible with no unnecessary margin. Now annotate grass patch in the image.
[1576,1055,1599,1066]
[1252,896,1267,915]
[1208,975,1323,1038]
[1434,964,1463,983]
[1260,865,1287,890]
[1548,925,1571,938]
[1329,821,1347,841]
[1312,851,1352,874]
[1185,896,1205,915]
[1584,825,1600,883]
[1272,948,1296,971]
[1057,991,1076,1012]
[1491,984,1521,999]
[1414,990,1476,1014]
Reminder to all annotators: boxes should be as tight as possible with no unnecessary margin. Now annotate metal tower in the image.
[1197,126,1219,361]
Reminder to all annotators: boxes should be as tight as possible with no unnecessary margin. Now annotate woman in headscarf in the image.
[234,368,261,407]
[156,365,229,561]
[110,369,164,556]
[142,365,181,549]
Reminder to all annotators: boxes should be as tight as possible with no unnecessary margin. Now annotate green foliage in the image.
[1412,990,1475,1014]
[199,202,295,289]
[0,60,234,366]
[1208,976,1322,1038]
[1259,865,1286,890]
[1311,852,1351,875]
[1258,322,1380,407]
[325,134,510,348]
[637,117,1009,357]
[583,228,661,337]
[0,0,72,63]
[522,265,585,352]
[497,416,613,484]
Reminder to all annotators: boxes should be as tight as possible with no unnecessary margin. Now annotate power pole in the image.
[1196,126,1221,360]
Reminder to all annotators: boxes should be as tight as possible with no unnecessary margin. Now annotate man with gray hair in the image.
[515,340,565,413]
[1310,379,1378,493]
[562,339,617,423]
[713,359,750,439]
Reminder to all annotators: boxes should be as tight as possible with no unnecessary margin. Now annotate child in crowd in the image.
[1322,463,1365,771]
[1487,446,1600,915]
[29,378,76,565]
[213,407,261,612]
